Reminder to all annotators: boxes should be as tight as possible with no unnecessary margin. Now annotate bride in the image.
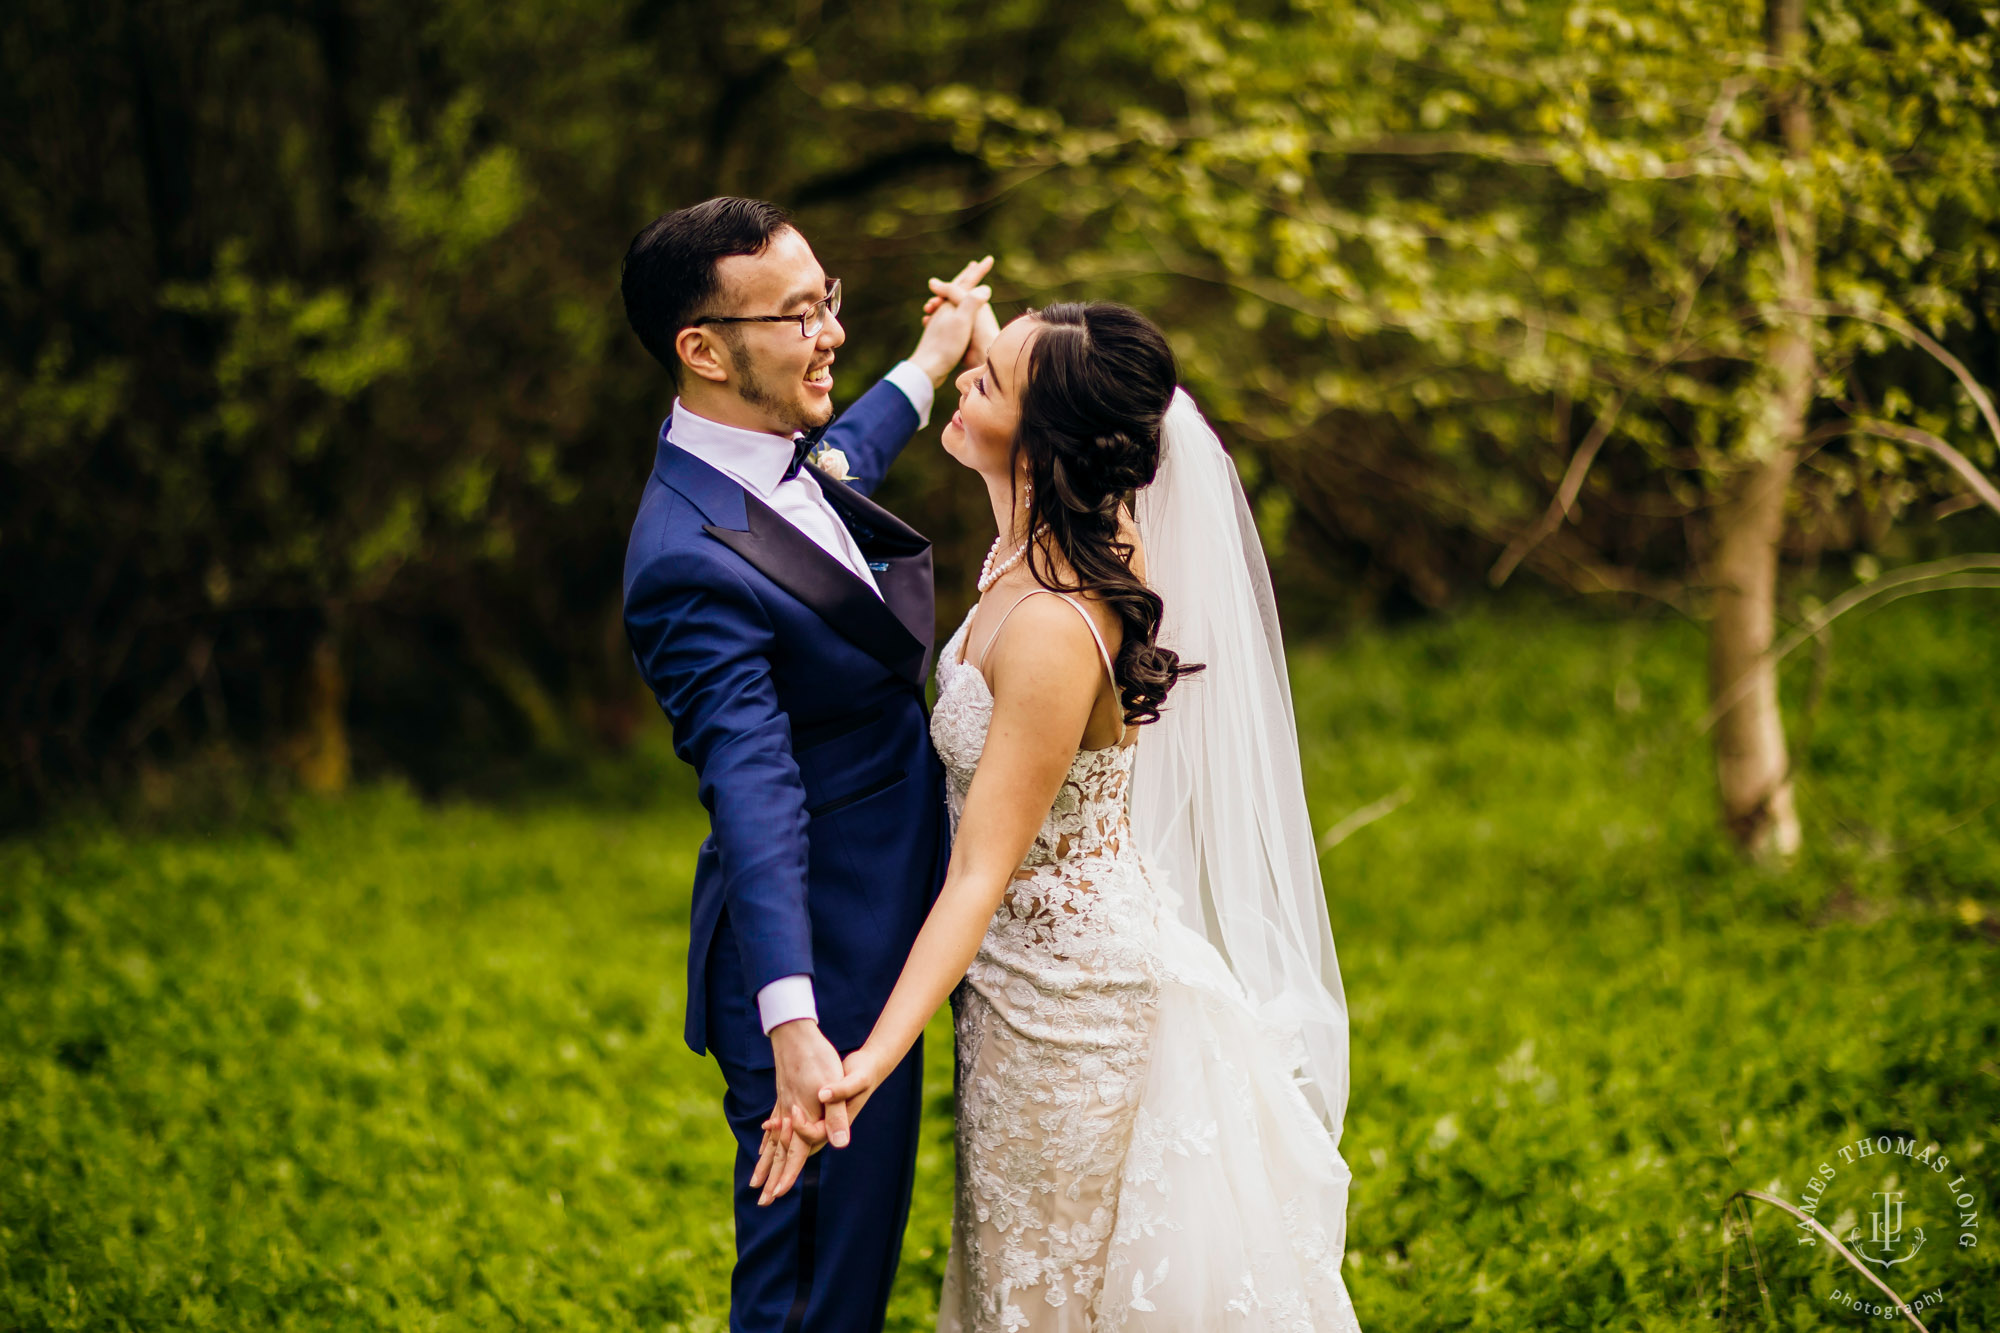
[785,301,1360,1331]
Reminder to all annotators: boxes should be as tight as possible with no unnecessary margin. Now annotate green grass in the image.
[3,593,1996,1331]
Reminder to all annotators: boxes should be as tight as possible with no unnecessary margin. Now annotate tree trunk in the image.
[291,631,351,795]
[1708,454,1802,856]
[1706,0,1813,858]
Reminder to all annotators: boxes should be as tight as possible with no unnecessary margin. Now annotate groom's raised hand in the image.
[923,259,1001,370]
[907,255,994,388]
[751,1018,852,1205]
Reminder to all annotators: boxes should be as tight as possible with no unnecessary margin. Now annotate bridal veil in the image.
[1129,389,1352,1135]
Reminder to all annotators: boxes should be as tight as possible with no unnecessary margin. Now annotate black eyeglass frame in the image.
[690,278,842,339]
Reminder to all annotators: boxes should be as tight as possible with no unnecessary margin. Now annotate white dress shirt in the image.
[669,362,935,1035]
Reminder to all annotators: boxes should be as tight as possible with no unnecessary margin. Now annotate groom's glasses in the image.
[692,278,842,339]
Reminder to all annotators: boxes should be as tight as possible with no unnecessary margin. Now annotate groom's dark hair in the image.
[621,197,794,381]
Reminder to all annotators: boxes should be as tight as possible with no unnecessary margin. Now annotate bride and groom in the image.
[620,197,1360,1332]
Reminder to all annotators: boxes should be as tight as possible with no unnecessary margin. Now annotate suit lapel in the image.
[655,430,935,686]
[811,468,936,666]
[704,491,929,687]
[810,467,928,552]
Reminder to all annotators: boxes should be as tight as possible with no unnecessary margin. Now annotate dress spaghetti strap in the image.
[970,590,1044,672]
[975,588,1124,745]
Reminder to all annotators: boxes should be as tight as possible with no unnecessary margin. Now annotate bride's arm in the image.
[805,598,1105,1126]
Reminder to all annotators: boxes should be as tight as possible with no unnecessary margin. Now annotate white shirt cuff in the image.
[883,359,936,430]
[756,974,819,1034]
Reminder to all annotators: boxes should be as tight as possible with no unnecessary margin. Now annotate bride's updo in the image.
[1016,302,1200,725]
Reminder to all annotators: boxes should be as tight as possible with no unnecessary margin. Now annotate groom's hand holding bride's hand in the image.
[922,259,1001,371]
[749,1039,894,1205]
[908,255,996,388]
[749,1018,851,1206]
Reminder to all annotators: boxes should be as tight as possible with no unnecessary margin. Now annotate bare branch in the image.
[1698,76,1755,144]
[789,142,985,207]
[1490,392,1628,586]
[1697,555,2000,733]
[1528,532,1695,615]
[1848,418,2000,519]
[1310,132,1555,165]
[1726,1190,1932,1333]
[1318,786,1414,852]
[120,633,214,753]
[1791,300,2000,449]
[1286,431,1694,614]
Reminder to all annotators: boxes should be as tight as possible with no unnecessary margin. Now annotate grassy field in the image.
[3,594,1996,1331]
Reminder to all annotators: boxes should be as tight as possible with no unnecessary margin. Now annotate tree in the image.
[7,0,1997,837]
[0,0,1102,813]
[838,0,2000,854]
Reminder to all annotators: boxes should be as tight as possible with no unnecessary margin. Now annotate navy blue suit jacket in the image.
[622,380,950,1071]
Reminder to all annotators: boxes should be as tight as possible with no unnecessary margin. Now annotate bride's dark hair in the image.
[1013,301,1201,726]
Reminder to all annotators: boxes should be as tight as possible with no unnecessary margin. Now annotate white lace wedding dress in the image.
[930,592,1362,1333]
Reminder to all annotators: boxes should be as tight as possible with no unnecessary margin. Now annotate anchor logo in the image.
[1847,1190,1926,1267]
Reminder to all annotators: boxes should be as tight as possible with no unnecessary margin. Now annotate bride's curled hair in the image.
[1015,302,1200,725]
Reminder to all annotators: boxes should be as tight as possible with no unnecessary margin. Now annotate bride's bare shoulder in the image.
[982,592,1110,702]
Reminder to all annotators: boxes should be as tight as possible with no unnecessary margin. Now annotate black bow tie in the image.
[782,424,829,482]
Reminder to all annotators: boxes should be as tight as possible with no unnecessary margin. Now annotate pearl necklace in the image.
[978,533,1035,592]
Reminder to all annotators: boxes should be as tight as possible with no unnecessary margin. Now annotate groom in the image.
[620,197,988,1332]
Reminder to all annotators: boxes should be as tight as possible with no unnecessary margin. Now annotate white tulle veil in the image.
[1130,389,1351,1134]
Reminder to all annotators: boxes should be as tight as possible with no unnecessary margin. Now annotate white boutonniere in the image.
[808,445,856,483]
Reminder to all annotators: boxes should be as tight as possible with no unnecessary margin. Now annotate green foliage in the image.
[855,0,2000,607]
[4,595,1994,1329]
[8,0,1999,807]
[1296,591,1999,1327]
[2,765,748,1330]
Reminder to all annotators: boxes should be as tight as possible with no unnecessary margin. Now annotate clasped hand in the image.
[750,1018,848,1206]
[907,255,1000,388]
[750,1034,893,1205]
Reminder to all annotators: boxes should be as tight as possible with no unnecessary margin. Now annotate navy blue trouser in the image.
[714,1037,925,1333]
